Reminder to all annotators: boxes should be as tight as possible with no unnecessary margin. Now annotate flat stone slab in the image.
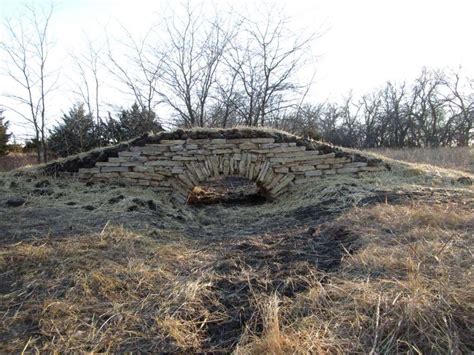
[39,128,387,203]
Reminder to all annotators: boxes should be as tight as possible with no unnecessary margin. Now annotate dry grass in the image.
[235,203,474,354]
[368,146,473,172]
[0,154,473,353]
[0,225,215,352]
[1,198,472,352]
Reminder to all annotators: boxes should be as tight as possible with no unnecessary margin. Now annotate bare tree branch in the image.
[0,1,55,162]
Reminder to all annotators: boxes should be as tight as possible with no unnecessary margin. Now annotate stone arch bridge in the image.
[46,128,386,203]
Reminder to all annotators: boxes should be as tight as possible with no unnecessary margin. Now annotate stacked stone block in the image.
[77,135,385,203]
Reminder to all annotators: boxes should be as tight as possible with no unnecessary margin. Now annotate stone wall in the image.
[74,129,386,203]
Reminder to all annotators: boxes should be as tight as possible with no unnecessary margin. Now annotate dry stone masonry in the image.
[57,128,387,203]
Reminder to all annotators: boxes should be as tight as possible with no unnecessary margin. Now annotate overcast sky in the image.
[1,0,474,140]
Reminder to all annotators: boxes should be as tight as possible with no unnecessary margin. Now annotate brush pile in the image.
[187,176,265,205]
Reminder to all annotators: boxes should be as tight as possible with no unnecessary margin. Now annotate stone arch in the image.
[75,129,386,203]
[168,152,294,203]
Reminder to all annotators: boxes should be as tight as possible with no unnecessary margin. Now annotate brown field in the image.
[368,146,473,172]
[0,157,473,353]
[0,153,37,172]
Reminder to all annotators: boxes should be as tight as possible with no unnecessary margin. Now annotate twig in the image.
[21,337,32,355]
[369,294,381,355]
[435,233,456,259]
[96,314,119,337]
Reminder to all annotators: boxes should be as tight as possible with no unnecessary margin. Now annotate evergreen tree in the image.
[0,109,12,156]
[23,138,41,154]
[48,104,100,157]
[103,103,163,143]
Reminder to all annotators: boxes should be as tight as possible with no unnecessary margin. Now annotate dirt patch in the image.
[200,224,360,350]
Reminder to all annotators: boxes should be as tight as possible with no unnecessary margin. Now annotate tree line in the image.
[276,68,473,148]
[0,2,472,161]
[41,66,474,158]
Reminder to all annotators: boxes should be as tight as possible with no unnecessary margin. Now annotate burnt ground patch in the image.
[0,205,169,245]
[200,224,361,350]
[356,188,472,207]
[193,187,473,351]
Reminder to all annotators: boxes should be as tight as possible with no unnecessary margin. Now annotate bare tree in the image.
[106,23,163,123]
[210,68,240,128]
[158,2,233,127]
[441,69,474,146]
[228,8,313,127]
[360,91,382,147]
[272,102,324,137]
[263,67,472,149]
[409,69,445,147]
[70,36,102,126]
[0,2,55,163]
[380,81,410,147]
[66,35,109,148]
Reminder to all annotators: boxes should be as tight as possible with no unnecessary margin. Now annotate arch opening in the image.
[187,175,269,206]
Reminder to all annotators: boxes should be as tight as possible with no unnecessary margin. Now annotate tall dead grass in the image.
[235,203,473,354]
[368,146,473,172]
[0,225,216,352]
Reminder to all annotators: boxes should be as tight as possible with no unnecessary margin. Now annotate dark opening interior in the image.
[187,176,268,206]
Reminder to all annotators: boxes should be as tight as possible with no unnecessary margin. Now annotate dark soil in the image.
[4,196,26,207]
[199,223,361,349]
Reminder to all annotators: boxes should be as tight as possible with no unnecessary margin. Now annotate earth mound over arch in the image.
[42,128,387,203]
